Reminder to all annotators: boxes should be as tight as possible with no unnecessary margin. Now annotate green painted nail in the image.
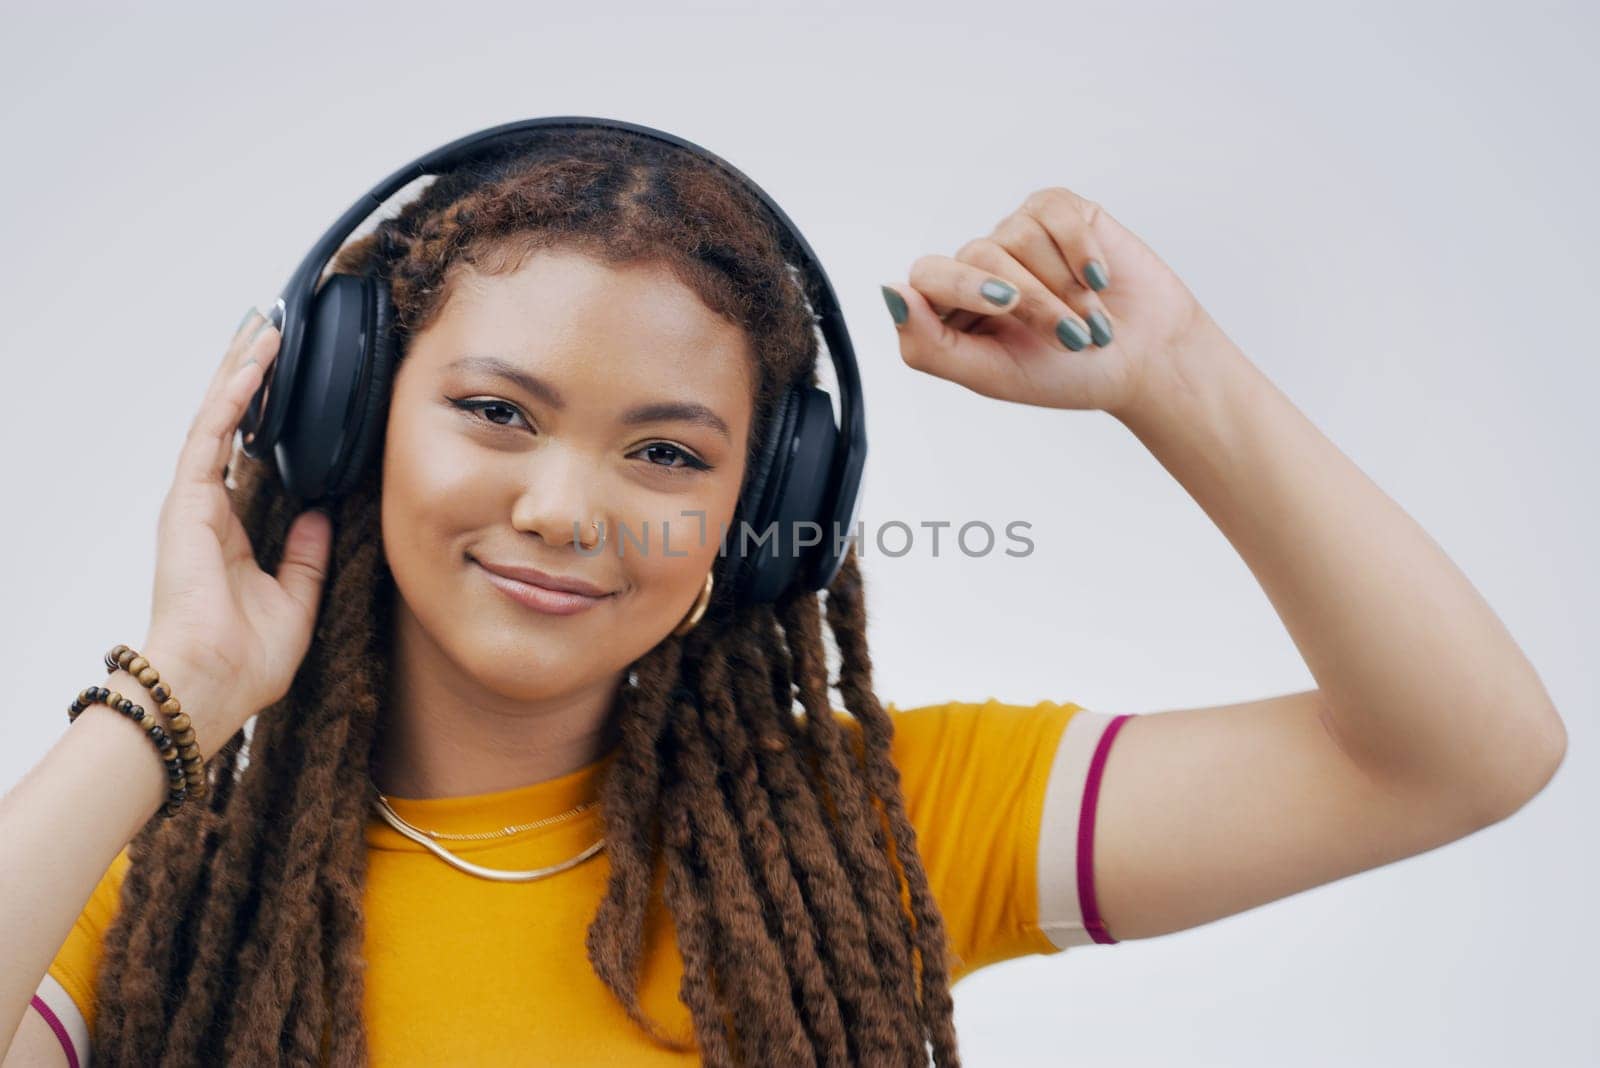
[881,286,908,325]
[1084,260,1109,291]
[1087,310,1113,347]
[235,306,261,336]
[980,278,1017,306]
[1055,317,1090,351]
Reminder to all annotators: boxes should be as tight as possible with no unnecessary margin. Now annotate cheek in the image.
[612,476,742,605]
[378,410,491,615]
[382,406,495,526]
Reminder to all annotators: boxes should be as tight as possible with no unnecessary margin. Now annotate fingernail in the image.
[246,317,274,345]
[880,285,908,326]
[235,306,261,336]
[1084,260,1110,291]
[980,279,1017,307]
[1055,317,1090,352]
[1087,310,1114,347]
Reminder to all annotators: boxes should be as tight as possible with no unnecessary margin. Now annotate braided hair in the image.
[90,125,961,1066]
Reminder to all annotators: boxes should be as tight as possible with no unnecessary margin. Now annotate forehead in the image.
[415,248,756,407]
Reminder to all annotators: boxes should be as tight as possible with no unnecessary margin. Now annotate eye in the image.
[632,442,713,473]
[451,397,712,473]
[452,397,531,431]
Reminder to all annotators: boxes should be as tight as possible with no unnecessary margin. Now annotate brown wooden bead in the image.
[179,743,201,761]
[161,698,181,716]
[151,683,171,703]
[136,667,159,687]
[168,711,191,733]
[116,649,135,668]
[127,656,149,676]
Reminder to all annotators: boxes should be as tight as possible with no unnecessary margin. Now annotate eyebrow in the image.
[446,355,733,442]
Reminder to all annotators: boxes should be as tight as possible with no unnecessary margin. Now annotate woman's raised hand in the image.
[881,185,1223,419]
[143,309,335,759]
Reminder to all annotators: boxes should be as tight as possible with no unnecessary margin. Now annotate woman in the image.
[3,123,1566,1066]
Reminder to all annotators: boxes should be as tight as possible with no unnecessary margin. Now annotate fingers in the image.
[899,186,1117,354]
[176,316,282,490]
[880,282,1022,400]
[908,253,1025,321]
[207,307,269,403]
[275,508,334,618]
[909,244,1111,354]
[986,211,1112,349]
[1018,186,1111,294]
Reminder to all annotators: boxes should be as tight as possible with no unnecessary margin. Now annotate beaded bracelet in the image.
[102,644,208,802]
[68,684,190,817]
[64,644,210,819]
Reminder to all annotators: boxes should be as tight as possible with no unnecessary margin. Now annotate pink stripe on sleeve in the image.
[1076,712,1133,945]
[29,992,81,1068]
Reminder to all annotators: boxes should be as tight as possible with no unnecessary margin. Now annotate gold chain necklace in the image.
[371,796,605,883]
[380,798,597,841]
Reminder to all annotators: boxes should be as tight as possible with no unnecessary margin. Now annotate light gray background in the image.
[2,1,1593,1064]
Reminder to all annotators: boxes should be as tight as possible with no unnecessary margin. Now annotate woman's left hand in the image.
[881,185,1217,417]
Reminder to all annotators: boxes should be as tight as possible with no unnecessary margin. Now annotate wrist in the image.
[1108,313,1261,442]
[120,636,233,764]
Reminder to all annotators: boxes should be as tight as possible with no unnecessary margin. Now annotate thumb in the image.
[277,507,334,615]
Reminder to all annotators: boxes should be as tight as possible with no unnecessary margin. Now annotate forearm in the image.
[1111,317,1567,821]
[0,644,216,1054]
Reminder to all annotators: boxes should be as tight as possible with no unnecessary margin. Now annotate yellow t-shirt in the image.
[33,698,1132,1065]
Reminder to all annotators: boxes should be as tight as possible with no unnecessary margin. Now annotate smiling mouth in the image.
[472,560,615,616]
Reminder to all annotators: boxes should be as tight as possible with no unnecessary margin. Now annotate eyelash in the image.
[449,397,713,473]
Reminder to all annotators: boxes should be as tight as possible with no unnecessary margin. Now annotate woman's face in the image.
[381,247,755,699]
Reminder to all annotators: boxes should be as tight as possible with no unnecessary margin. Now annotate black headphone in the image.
[237,116,866,607]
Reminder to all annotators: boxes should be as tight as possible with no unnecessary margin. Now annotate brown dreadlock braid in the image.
[90,125,962,1066]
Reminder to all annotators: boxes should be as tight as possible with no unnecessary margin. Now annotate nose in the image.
[508,447,606,551]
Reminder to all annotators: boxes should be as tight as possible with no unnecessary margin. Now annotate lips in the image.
[472,559,615,617]
[470,557,614,598]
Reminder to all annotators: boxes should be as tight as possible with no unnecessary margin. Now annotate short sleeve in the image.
[30,844,132,1064]
[833,699,1133,981]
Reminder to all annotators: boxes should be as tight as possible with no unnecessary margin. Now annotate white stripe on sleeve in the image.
[1036,709,1118,950]
[33,971,91,1067]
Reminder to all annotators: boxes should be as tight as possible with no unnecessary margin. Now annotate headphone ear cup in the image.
[324,275,398,499]
[729,385,840,605]
[729,388,801,601]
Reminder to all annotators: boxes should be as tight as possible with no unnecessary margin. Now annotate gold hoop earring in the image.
[672,571,714,637]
